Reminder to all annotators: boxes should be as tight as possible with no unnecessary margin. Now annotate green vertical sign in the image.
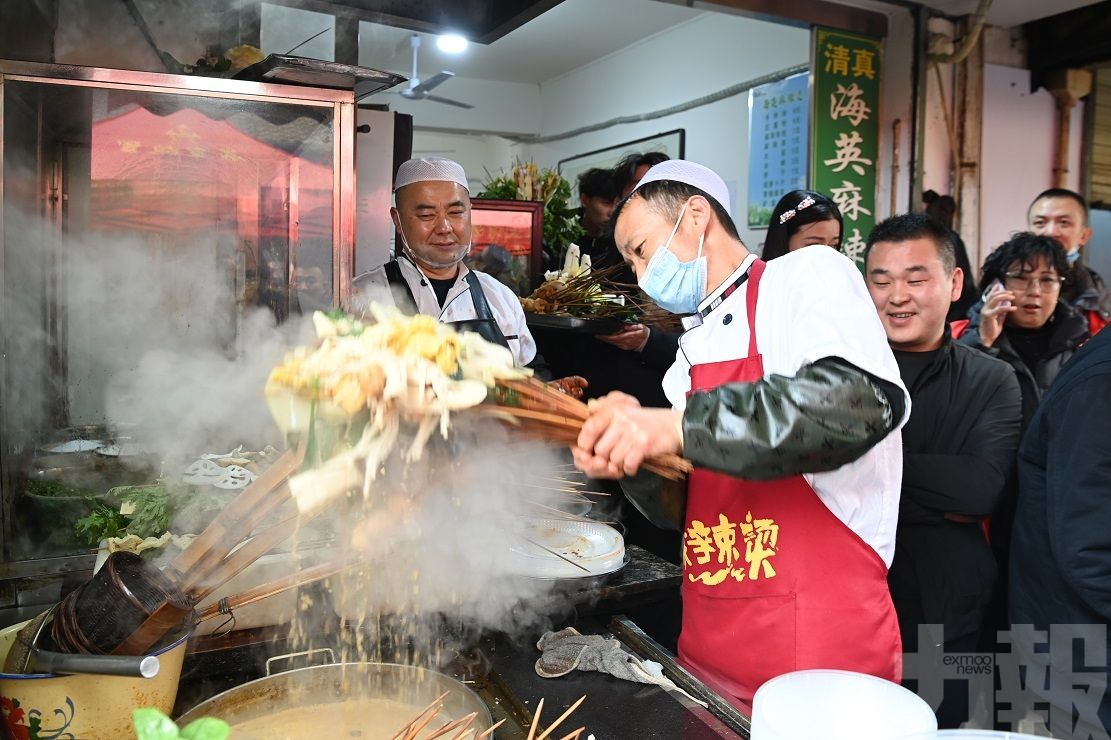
[811,27,882,270]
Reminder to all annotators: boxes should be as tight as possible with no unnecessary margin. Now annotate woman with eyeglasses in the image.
[961,232,1090,426]
[959,232,1090,653]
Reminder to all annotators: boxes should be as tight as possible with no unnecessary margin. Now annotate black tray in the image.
[525,313,626,335]
[233,55,407,100]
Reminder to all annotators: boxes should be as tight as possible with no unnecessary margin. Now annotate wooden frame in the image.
[466,198,544,296]
[557,130,686,197]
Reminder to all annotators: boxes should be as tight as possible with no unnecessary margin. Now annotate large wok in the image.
[177,659,493,738]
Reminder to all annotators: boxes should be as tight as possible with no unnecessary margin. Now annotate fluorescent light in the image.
[436,34,468,54]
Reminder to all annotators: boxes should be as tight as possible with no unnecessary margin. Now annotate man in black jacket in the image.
[1010,327,1111,739]
[865,214,1023,727]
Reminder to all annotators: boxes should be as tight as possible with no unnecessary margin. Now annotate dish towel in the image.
[535,627,707,707]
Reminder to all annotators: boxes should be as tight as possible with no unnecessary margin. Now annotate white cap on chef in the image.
[394,157,470,192]
[633,160,732,217]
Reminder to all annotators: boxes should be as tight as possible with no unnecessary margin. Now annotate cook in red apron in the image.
[677,259,902,704]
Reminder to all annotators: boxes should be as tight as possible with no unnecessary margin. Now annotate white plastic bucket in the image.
[926,731,1053,739]
[750,669,939,740]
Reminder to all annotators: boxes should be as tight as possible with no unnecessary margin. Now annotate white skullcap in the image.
[394,157,469,192]
[633,160,732,216]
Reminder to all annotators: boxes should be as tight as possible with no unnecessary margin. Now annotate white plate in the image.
[95,443,143,457]
[505,519,625,579]
[43,440,103,454]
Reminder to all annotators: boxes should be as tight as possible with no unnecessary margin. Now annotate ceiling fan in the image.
[398,34,474,109]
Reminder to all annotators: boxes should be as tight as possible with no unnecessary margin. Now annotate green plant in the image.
[477,163,584,264]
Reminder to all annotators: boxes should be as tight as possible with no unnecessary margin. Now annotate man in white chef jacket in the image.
[352,158,564,384]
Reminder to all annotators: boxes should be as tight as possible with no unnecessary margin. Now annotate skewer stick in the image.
[517,481,587,493]
[524,501,595,521]
[475,719,506,739]
[403,706,442,740]
[390,692,449,740]
[526,698,545,740]
[448,713,478,740]
[188,512,303,601]
[555,727,586,740]
[536,695,586,740]
[195,554,363,623]
[519,535,590,573]
[424,711,478,740]
[170,445,304,579]
[525,476,588,487]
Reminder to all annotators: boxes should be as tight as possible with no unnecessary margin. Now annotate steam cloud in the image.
[4,204,592,665]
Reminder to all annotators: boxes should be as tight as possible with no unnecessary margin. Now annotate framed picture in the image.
[465,198,544,297]
[558,130,686,198]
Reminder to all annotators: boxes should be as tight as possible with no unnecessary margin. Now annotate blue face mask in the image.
[638,204,707,314]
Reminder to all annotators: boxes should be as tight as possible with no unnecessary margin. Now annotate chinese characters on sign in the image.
[812,28,882,270]
[684,511,780,586]
[747,73,809,228]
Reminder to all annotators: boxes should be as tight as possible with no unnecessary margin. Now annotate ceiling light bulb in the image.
[436,34,468,54]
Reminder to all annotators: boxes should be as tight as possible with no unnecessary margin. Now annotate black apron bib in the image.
[384,260,510,349]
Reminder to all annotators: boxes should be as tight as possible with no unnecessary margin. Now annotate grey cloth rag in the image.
[535,627,706,706]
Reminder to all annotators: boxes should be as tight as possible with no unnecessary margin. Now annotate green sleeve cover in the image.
[682,358,895,480]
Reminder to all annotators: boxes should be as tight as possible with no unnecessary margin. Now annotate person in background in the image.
[539,151,677,395]
[959,232,1090,649]
[573,160,910,705]
[961,233,1089,426]
[613,151,671,201]
[760,189,843,261]
[575,168,619,262]
[350,157,584,395]
[1028,188,1111,335]
[1010,326,1111,740]
[922,190,978,323]
[865,214,1021,728]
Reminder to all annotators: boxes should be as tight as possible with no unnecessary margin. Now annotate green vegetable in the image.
[180,717,232,740]
[120,484,169,535]
[133,707,179,739]
[133,708,230,740]
[27,480,96,499]
[110,484,171,539]
[73,500,129,545]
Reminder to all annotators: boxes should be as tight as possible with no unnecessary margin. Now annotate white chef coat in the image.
[351,255,538,368]
[663,247,910,567]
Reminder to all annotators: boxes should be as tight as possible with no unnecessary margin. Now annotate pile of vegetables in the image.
[26,480,96,500]
[73,484,170,545]
[72,482,224,547]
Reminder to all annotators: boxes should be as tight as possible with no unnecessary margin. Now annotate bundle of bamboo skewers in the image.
[391,691,587,740]
[521,263,682,332]
[486,377,692,481]
[521,264,636,321]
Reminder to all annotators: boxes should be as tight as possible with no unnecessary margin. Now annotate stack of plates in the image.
[505,518,625,579]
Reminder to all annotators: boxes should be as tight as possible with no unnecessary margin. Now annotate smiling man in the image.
[571,160,911,704]
[865,214,1021,727]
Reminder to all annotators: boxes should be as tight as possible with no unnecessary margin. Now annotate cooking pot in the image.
[0,619,189,739]
[177,657,493,738]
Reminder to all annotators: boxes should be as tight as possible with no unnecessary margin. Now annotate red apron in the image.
[676,259,902,705]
